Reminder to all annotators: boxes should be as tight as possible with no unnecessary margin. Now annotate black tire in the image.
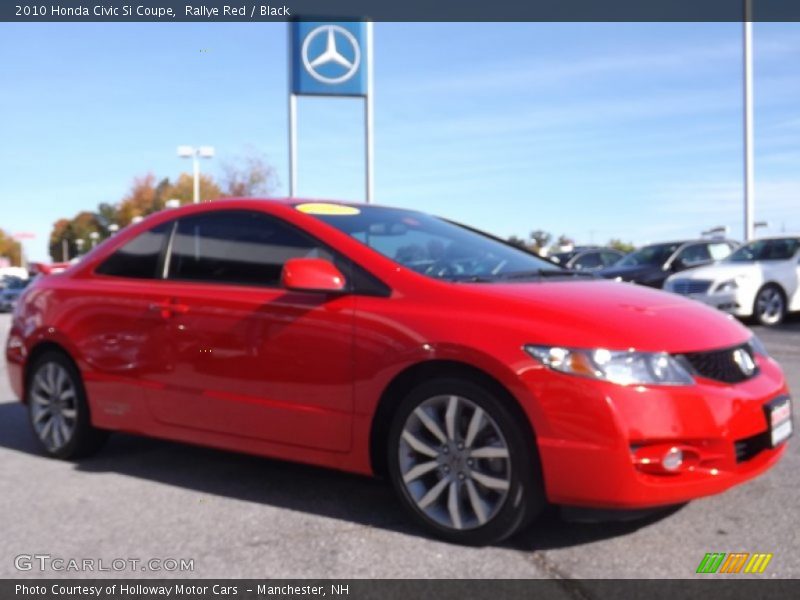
[26,351,108,459]
[387,377,545,545]
[753,284,786,327]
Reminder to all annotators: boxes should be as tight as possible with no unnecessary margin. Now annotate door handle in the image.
[149,300,190,317]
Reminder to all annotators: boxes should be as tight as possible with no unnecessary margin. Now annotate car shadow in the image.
[0,400,679,549]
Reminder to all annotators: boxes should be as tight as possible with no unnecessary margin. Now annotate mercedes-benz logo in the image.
[301,25,361,85]
[732,348,756,376]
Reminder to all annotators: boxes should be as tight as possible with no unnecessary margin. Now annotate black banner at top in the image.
[3,0,800,22]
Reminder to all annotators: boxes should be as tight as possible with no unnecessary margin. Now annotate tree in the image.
[608,239,636,253]
[163,173,223,206]
[117,173,159,226]
[507,235,528,249]
[220,150,278,197]
[529,230,552,254]
[0,229,22,267]
[555,234,574,248]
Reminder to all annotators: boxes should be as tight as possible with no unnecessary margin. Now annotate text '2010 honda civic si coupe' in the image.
[5,199,793,544]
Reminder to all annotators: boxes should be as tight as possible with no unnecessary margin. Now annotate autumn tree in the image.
[163,173,223,206]
[0,229,22,267]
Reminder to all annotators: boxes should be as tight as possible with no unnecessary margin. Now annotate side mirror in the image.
[281,258,346,293]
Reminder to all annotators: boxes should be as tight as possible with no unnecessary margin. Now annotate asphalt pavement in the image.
[0,313,797,581]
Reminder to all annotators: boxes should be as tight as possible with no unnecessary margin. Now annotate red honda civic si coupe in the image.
[6,199,793,544]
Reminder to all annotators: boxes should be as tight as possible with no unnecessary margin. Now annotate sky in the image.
[1,22,799,261]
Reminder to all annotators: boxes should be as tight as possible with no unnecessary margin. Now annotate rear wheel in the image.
[753,284,786,326]
[27,351,108,459]
[387,378,544,545]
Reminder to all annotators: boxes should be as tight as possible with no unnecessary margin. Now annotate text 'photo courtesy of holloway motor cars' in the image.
[5,199,794,545]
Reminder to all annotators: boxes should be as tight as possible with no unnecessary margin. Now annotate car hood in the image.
[668,262,758,282]
[458,279,750,353]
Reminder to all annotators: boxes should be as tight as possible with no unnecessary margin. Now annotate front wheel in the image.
[387,378,544,545]
[27,352,108,459]
[753,285,786,327]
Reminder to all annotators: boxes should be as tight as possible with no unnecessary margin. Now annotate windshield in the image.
[727,238,800,262]
[299,204,563,281]
[617,243,680,267]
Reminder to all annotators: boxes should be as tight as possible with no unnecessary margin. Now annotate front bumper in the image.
[670,289,753,318]
[519,354,790,508]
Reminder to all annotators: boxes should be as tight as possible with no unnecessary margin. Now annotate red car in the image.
[6,199,793,544]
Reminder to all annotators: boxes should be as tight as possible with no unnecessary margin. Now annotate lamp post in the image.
[89,231,100,248]
[177,145,215,204]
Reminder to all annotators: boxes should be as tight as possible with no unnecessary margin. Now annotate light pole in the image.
[177,145,215,204]
[89,231,100,248]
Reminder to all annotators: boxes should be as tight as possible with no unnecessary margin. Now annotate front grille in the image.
[679,344,758,383]
[734,431,770,463]
[671,279,713,295]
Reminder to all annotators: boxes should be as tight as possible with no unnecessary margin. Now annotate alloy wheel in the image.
[398,394,511,531]
[30,362,79,452]
[756,287,784,325]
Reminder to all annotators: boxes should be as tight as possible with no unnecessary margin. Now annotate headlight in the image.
[714,278,739,293]
[748,335,769,357]
[524,345,694,386]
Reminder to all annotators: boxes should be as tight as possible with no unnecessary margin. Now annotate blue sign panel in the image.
[290,21,368,97]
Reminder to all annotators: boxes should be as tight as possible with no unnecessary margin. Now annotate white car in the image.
[664,236,800,326]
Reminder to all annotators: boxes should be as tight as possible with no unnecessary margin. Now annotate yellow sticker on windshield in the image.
[296,203,361,216]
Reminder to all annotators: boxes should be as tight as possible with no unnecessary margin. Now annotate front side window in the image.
[95,222,171,279]
[167,211,332,287]
[601,251,623,266]
[572,252,601,270]
[676,243,711,266]
[301,204,561,281]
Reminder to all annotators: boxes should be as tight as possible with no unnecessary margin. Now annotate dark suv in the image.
[597,239,738,288]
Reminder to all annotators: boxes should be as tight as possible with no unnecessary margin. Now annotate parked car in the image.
[597,239,737,288]
[0,276,30,312]
[6,200,791,545]
[550,247,626,271]
[664,236,800,326]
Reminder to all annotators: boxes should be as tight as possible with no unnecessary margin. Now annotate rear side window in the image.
[708,242,733,260]
[167,211,332,287]
[95,222,170,279]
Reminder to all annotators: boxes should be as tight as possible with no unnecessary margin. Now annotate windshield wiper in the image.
[498,269,598,280]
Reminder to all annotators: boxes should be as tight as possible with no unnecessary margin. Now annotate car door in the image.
[144,209,355,452]
[73,221,177,430]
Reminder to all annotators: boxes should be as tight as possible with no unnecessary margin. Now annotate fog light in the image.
[662,447,683,471]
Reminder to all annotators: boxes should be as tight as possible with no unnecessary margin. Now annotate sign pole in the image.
[365,21,374,204]
[288,24,298,198]
[743,0,755,242]
[288,93,298,197]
